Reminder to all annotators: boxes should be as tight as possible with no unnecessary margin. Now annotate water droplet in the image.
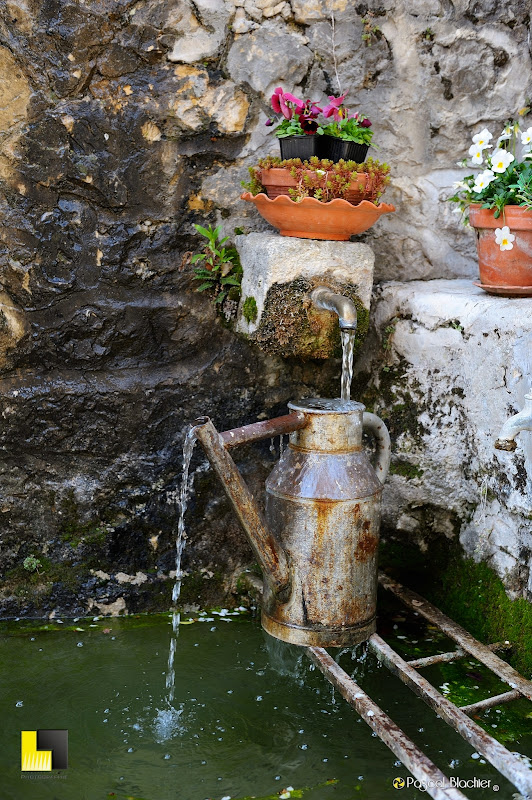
[77,642,83,647]
[164,754,171,759]
[15,700,23,708]
[300,744,308,750]
[127,748,133,753]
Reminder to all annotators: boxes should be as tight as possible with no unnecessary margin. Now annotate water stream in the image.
[165,425,198,703]
[340,329,356,401]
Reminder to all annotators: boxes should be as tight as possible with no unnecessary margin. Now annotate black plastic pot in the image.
[278,135,320,160]
[318,134,369,163]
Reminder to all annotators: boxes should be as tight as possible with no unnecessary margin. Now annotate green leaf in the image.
[215,291,227,304]
[190,253,206,263]
[194,224,213,239]
[195,282,215,292]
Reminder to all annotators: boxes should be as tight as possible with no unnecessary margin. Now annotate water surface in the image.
[1,611,529,800]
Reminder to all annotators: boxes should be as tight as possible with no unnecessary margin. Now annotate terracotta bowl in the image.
[469,204,532,288]
[241,192,395,241]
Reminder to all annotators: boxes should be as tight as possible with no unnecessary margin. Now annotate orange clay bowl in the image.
[241,192,395,240]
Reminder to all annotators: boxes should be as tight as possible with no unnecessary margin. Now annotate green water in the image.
[1,609,531,800]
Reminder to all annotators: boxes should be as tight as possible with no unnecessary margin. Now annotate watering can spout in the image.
[194,413,307,603]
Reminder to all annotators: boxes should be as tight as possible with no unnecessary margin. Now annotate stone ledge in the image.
[356,279,532,598]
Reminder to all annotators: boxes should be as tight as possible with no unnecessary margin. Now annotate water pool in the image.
[1,610,530,800]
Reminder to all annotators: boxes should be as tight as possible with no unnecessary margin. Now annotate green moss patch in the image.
[381,535,532,675]
[242,295,258,324]
[389,459,424,479]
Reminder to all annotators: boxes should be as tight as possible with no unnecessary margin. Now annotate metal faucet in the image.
[310,286,358,331]
[494,387,532,451]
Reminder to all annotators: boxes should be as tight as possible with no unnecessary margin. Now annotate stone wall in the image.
[0,0,530,615]
[355,280,532,599]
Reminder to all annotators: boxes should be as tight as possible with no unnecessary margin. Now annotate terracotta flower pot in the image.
[260,168,321,200]
[260,168,380,205]
[469,204,532,294]
[241,191,395,240]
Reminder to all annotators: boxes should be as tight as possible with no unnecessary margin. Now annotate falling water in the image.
[340,329,356,401]
[165,425,198,703]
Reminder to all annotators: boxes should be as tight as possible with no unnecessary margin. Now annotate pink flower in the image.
[270,87,304,120]
[323,93,348,120]
[301,99,322,117]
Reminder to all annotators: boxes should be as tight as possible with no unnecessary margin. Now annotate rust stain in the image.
[307,499,335,571]
[354,519,378,562]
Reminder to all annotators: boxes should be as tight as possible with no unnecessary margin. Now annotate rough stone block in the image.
[227,24,313,93]
[236,232,375,333]
[234,232,374,359]
[355,279,532,598]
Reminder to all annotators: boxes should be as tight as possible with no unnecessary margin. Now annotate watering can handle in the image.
[362,412,391,485]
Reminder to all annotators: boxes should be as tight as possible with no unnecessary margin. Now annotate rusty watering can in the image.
[195,398,390,647]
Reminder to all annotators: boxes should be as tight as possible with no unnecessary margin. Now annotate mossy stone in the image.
[250,276,370,360]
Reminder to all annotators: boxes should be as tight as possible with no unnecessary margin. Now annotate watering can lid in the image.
[289,397,365,415]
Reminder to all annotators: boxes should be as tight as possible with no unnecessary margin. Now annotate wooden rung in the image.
[407,642,512,670]
[459,689,522,716]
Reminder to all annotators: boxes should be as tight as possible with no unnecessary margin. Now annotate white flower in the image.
[490,148,514,173]
[496,124,515,145]
[494,226,515,251]
[520,126,532,145]
[472,169,495,193]
[452,180,468,190]
[468,144,485,164]
[472,128,493,148]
